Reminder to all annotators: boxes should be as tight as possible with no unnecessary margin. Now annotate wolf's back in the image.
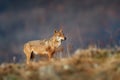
[28,40,47,46]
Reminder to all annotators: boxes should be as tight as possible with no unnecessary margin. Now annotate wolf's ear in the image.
[54,30,58,33]
[59,24,63,32]
[60,28,63,32]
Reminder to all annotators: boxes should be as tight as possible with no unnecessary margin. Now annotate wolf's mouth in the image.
[61,37,66,41]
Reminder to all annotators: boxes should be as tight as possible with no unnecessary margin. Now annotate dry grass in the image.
[0,47,120,80]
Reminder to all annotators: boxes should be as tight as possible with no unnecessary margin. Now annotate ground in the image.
[0,47,120,80]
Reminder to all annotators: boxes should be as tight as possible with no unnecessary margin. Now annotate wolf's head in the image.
[54,28,66,42]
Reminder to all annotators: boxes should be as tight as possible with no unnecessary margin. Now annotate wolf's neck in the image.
[50,36,61,48]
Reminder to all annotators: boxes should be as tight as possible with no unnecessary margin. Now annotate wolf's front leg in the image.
[48,53,53,60]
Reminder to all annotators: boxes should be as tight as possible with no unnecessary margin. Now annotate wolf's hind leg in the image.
[24,43,32,64]
[25,52,31,64]
[24,48,31,64]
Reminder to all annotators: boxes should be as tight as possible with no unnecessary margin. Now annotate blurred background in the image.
[0,0,119,63]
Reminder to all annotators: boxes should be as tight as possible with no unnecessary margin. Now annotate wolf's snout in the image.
[64,37,66,40]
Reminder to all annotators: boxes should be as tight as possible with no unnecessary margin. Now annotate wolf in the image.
[23,29,66,64]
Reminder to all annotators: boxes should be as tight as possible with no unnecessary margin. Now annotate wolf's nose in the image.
[64,37,66,40]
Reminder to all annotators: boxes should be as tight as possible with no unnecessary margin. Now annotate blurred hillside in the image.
[1,48,120,80]
[0,0,120,63]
